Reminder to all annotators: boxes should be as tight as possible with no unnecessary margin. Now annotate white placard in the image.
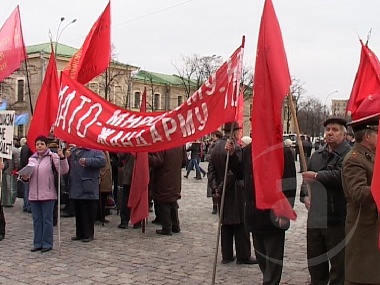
[0,110,15,159]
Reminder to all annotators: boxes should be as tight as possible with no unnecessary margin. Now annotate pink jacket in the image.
[28,149,69,201]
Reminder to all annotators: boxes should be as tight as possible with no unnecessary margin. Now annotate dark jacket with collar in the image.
[229,143,297,232]
[300,140,351,227]
[208,136,245,225]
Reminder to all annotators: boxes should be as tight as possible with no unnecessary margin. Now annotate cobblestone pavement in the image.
[0,162,310,285]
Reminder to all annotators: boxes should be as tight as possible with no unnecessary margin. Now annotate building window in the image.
[88,82,99,94]
[17,79,25,102]
[134,91,141,109]
[154,93,160,110]
[177,95,183,106]
[18,125,24,138]
[113,85,123,105]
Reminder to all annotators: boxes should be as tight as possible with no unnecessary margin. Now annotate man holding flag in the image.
[342,114,380,285]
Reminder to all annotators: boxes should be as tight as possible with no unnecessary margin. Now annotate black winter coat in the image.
[230,144,297,233]
[208,136,245,225]
[149,146,187,203]
[300,140,351,227]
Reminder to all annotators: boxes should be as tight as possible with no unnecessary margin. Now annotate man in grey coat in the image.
[69,147,106,242]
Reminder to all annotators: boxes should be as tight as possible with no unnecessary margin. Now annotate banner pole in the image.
[211,128,234,285]
[287,91,311,198]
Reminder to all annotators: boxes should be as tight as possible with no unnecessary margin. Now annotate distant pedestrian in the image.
[184,139,206,180]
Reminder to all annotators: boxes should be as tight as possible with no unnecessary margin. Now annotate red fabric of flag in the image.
[27,50,59,152]
[347,40,380,120]
[128,87,150,224]
[252,0,296,220]
[371,117,380,249]
[63,2,111,84]
[0,6,26,82]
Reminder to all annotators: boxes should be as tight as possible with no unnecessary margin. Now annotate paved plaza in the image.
[0,162,310,284]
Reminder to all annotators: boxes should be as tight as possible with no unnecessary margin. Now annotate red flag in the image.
[346,40,380,120]
[252,0,296,220]
[235,89,244,128]
[128,87,149,224]
[27,49,60,152]
[235,88,244,145]
[0,6,26,82]
[371,117,380,249]
[63,2,111,84]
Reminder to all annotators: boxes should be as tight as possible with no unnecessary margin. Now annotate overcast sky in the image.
[2,0,380,106]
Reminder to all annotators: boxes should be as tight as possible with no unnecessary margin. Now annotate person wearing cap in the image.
[341,114,380,285]
[208,121,256,265]
[300,117,351,285]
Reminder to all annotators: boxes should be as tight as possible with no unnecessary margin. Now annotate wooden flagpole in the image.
[287,92,311,198]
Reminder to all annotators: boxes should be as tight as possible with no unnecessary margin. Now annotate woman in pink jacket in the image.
[22,135,69,253]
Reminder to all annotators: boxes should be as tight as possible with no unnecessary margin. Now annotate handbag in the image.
[105,195,115,208]
[16,180,24,198]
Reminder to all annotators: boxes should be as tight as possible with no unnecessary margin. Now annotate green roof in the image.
[135,70,197,87]
[27,42,78,58]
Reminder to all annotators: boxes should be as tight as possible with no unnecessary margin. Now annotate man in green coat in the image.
[342,114,380,285]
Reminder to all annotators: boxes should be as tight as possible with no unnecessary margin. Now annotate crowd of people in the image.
[0,113,379,284]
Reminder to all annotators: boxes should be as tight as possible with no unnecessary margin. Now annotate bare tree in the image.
[284,77,306,133]
[297,96,325,137]
[240,64,253,100]
[173,54,223,98]
[98,45,128,103]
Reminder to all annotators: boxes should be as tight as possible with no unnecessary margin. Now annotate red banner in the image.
[0,6,26,82]
[54,43,244,152]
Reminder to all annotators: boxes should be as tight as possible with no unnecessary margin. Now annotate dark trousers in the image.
[155,201,180,232]
[253,231,285,285]
[221,223,251,261]
[307,226,345,285]
[0,205,5,236]
[74,199,97,239]
[120,185,131,226]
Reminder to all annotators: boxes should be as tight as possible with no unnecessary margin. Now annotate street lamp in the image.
[55,17,77,54]
[324,90,338,118]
